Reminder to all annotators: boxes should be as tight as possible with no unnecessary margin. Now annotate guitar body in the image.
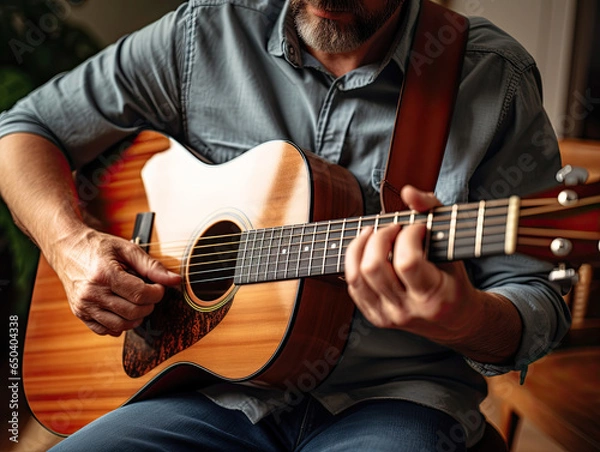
[23,132,362,436]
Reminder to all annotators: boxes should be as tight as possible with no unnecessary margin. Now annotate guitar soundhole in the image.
[184,220,241,310]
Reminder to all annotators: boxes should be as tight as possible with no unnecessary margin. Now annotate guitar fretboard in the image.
[233,197,520,285]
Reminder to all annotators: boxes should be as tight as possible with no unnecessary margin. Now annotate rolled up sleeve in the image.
[466,60,572,377]
[466,254,571,378]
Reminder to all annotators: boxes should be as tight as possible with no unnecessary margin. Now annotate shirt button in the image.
[287,45,297,64]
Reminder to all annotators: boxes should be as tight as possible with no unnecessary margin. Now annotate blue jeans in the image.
[50,392,467,451]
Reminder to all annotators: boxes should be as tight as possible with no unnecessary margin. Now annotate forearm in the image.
[439,290,522,364]
[0,133,89,263]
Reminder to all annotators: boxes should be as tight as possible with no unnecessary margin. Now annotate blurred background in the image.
[0,0,598,451]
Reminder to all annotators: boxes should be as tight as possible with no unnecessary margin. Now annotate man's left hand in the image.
[345,185,482,345]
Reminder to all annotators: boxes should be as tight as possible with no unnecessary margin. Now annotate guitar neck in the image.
[234,196,520,284]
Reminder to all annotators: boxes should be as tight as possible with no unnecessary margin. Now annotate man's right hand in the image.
[0,134,182,337]
[51,227,181,337]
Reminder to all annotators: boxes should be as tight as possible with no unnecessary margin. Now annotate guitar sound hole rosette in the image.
[183,218,244,312]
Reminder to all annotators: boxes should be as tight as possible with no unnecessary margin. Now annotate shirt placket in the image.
[314,78,357,166]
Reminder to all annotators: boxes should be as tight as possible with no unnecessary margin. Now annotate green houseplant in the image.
[0,0,101,334]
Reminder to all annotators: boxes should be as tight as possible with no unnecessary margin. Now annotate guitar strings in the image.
[178,219,600,284]
[164,212,513,275]
[151,203,513,257]
[146,200,513,253]
[149,194,597,268]
[141,196,596,281]
[136,194,600,258]
[181,233,512,284]
[180,223,511,282]
[155,217,513,279]
[179,220,512,275]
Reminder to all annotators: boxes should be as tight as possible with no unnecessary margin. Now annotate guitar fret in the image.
[475,200,485,258]
[505,196,520,255]
[307,224,315,276]
[269,226,282,281]
[424,212,434,257]
[337,219,346,273]
[263,228,275,281]
[254,229,266,283]
[235,231,249,284]
[307,222,325,276]
[295,224,305,278]
[298,223,315,278]
[338,217,361,273]
[322,221,331,275]
[322,221,338,274]
[245,230,257,284]
[252,229,261,283]
[285,225,295,279]
[277,226,292,280]
[286,224,301,279]
[447,204,458,261]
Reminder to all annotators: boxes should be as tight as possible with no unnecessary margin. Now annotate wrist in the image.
[41,210,93,271]
[444,291,522,364]
[439,288,488,348]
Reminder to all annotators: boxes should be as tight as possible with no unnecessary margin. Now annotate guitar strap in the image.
[380,0,469,212]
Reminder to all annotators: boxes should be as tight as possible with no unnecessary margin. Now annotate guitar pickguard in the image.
[123,286,232,378]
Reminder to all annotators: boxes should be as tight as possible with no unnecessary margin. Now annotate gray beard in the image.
[291,0,404,54]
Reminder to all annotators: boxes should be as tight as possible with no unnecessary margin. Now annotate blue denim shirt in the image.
[0,0,570,445]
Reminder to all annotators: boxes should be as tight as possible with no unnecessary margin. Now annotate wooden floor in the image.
[6,394,569,451]
[482,394,567,452]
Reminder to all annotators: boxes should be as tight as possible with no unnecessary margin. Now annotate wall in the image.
[450,0,577,137]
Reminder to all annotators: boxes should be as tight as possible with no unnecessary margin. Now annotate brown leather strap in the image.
[380,0,469,212]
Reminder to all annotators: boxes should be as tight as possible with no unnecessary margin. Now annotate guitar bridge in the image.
[131,212,155,253]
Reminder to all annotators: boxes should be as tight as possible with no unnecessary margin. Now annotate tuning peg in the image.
[555,165,589,186]
[548,264,579,285]
[550,238,573,256]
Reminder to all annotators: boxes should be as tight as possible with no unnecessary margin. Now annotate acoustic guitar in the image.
[22,131,600,436]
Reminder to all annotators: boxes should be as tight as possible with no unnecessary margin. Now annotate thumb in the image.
[400,185,441,212]
[120,243,181,286]
[147,259,182,286]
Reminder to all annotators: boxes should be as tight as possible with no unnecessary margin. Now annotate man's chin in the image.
[295,14,364,54]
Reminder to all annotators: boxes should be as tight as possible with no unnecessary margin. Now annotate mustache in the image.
[293,0,366,13]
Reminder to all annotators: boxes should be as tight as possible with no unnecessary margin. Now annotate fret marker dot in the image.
[304,246,310,252]
[331,243,337,249]
[435,232,445,240]
[282,249,287,254]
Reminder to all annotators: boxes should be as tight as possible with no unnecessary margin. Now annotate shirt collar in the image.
[267,1,301,65]
[267,0,422,76]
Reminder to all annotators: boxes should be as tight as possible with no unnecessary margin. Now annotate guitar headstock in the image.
[516,177,600,269]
